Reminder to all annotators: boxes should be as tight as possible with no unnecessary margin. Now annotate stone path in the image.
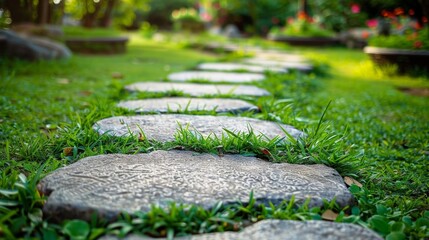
[102,220,382,240]
[39,151,353,222]
[93,115,304,142]
[117,98,258,113]
[124,82,270,97]
[38,43,381,239]
[168,71,265,83]
[243,58,313,72]
[196,62,287,73]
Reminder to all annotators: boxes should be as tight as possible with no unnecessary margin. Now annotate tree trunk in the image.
[247,0,257,34]
[99,0,117,27]
[299,0,308,16]
[418,0,429,22]
[81,0,103,28]
[5,0,33,24]
[37,0,50,24]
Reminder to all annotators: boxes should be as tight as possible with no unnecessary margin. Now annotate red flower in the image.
[381,10,393,18]
[394,7,404,16]
[414,41,422,49]
[415,22,423,30]
[361,31,370,39]
[409,9,415,16]
[297,11,307,20]
[351,4,360,14]
[423,16,428,23]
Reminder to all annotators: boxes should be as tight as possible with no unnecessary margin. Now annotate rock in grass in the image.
[196,62,287,74]
[93,114,304,142]
[102,220,382,240]
[38,151,353,222]
[124,82,270,97]
[117,98,258,114]
[0,30,71,60]
[168,71,265,83]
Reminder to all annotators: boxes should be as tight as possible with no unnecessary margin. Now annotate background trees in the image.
[0,0,428,35]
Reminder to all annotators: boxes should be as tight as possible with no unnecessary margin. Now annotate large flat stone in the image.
[38,151,353,222]
[243,58,313,71]
[196,63,286,73]
[117,98,258,114]
[168,71,265,83]
[102,220,382,240]
[93,114,304,142]
[124,82,270,97]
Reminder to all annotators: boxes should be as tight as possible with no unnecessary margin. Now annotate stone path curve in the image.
[38,43,381,239]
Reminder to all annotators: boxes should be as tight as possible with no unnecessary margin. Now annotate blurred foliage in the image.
[143,0,196,29]
[270,17,335,37]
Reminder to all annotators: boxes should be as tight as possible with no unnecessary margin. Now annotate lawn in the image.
[0,33,428,239]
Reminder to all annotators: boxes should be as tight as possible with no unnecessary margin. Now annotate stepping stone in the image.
[101,220,382,240]
[253,52,308,63]
[124,82,269,97]
[93,114,304,142]
[196,62,287,73]
[38,150,353,222]
[188,220,382,240]
[243,58,313,71]
[168,71,265,83]
[117,98,258,114]
[193,42,262,53]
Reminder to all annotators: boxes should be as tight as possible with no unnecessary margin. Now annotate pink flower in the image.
[366,19,378,28]
[351,4,360,14]
[201,12,212,22]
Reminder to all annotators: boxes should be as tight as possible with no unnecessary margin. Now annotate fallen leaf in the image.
[138,132,145,142]
[322,209,338,221]
[111,72,124,79]
[57,78,70,84]
[260,148,271,156]
[344,176,363,188]
[216,145,224,157]
[79,91,92,96]
[63,147,73,156]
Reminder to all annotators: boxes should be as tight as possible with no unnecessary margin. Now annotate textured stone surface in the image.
[124,82,270,97]
[93,114,304,142]
[168,71,265,83]
[243,58,313,71]
[38,151,353,222]
[102,220,382,240]
[196,63,286,73]
[117,98,258,113]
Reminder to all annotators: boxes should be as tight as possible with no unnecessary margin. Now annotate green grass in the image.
[1,33,429,239]
[63,26,124,38]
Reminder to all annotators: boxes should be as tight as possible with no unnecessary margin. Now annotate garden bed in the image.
[268,35,340,47]
[65,37,129,54]
[364,46,429,74]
